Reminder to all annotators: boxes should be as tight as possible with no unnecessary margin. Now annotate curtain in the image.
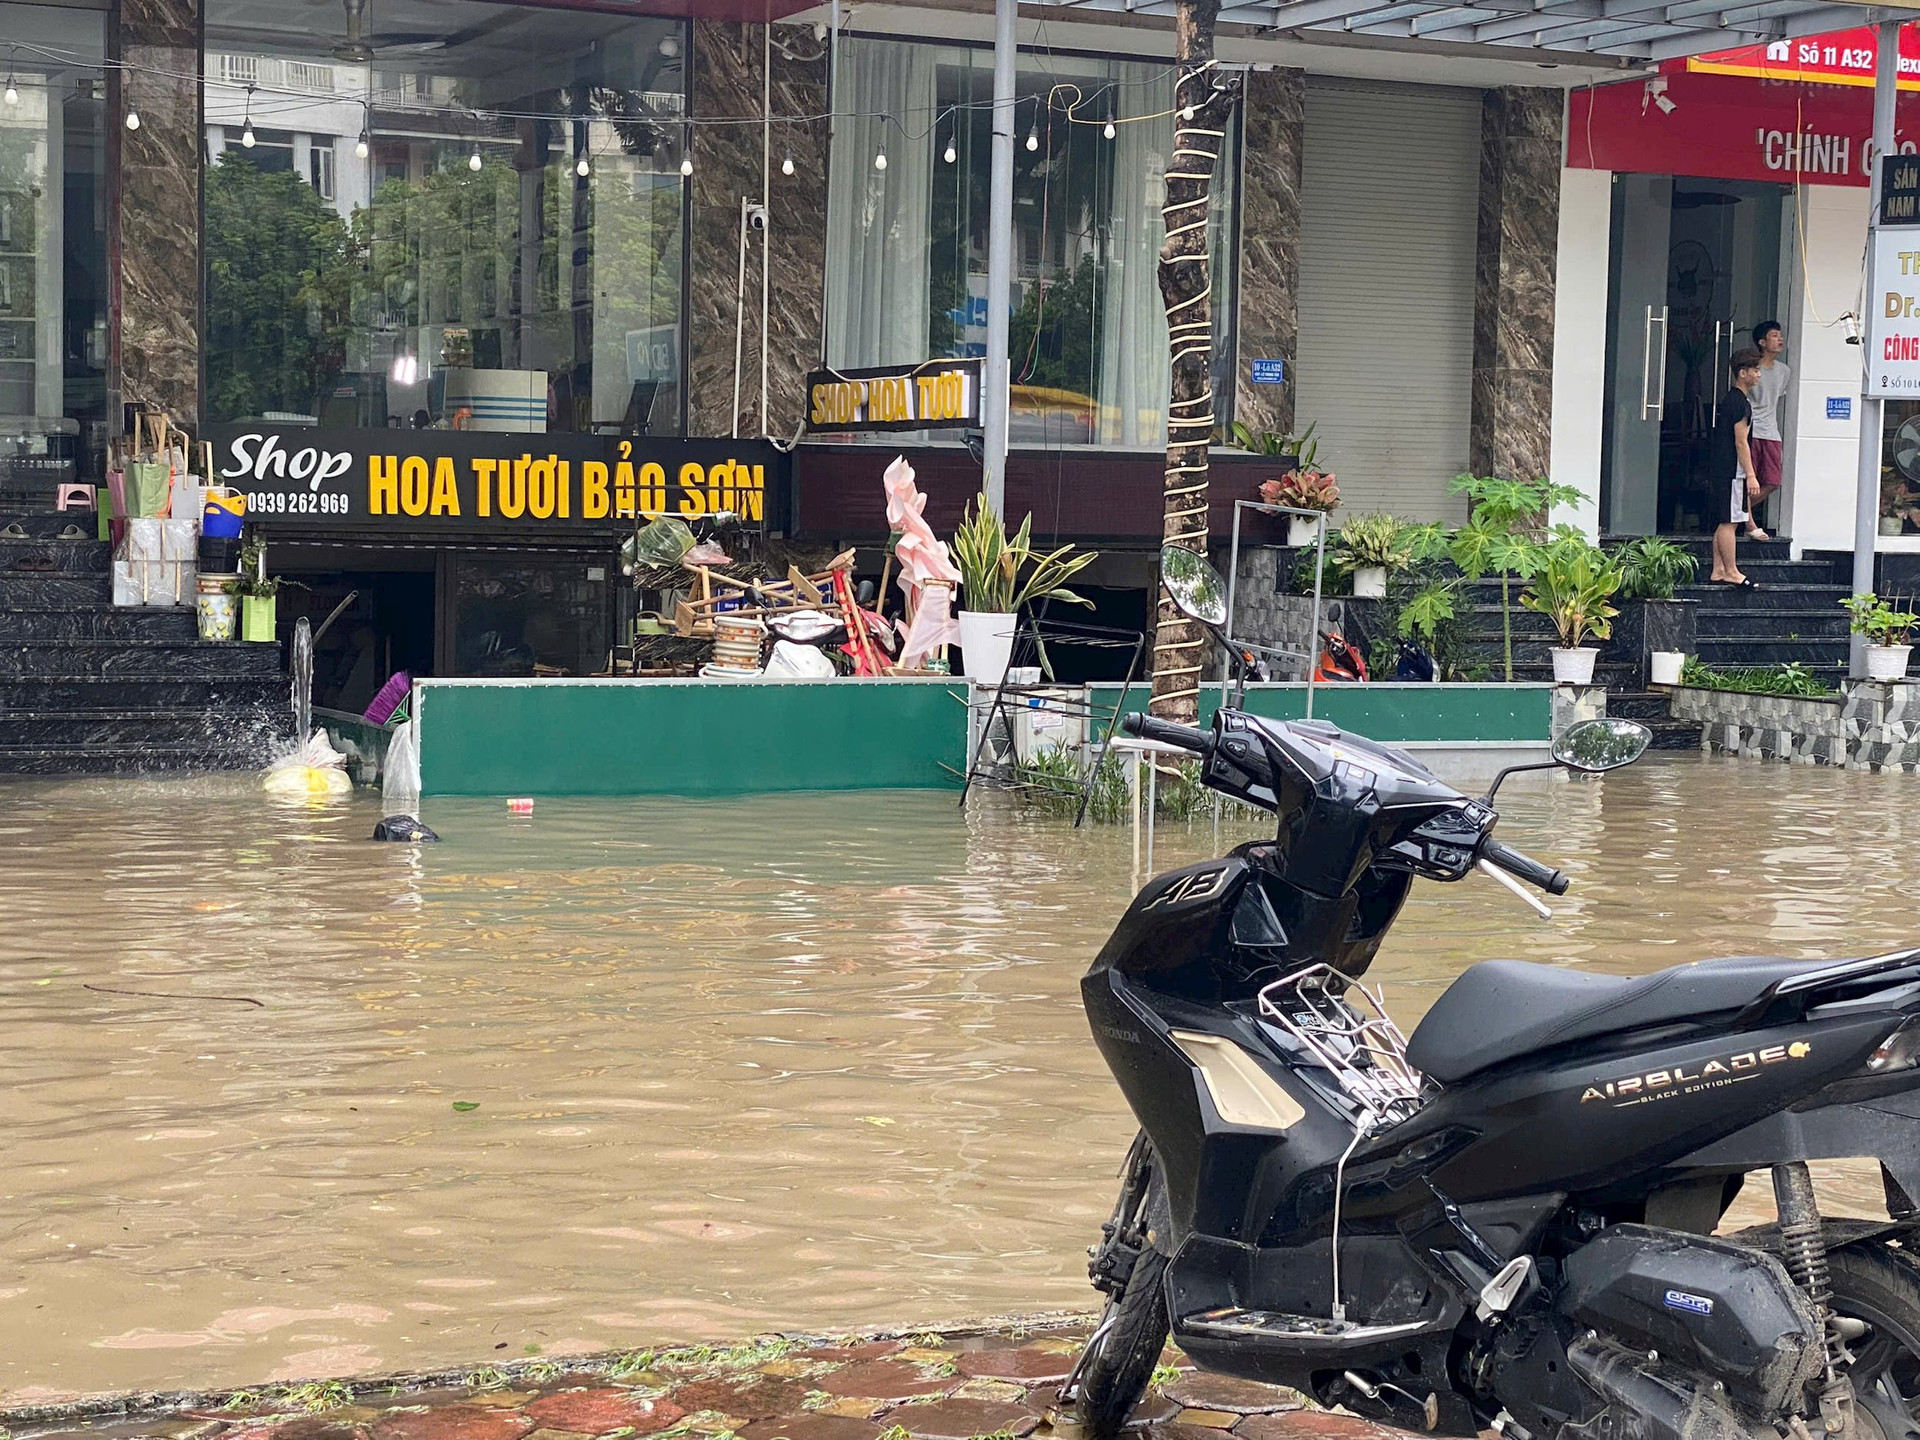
[825,41,937,368]
[1096,62,1173,448]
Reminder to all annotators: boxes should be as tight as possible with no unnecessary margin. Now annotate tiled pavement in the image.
[1,1326,1406,1440]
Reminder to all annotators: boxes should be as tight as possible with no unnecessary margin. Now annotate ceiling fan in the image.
[329,0,448,62]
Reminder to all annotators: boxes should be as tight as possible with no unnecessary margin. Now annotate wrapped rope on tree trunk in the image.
[1151,13,1240,723]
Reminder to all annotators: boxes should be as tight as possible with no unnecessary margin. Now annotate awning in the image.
[1031,0,1920,64]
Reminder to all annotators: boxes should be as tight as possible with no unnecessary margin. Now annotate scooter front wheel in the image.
[1075,1246,1170,1440]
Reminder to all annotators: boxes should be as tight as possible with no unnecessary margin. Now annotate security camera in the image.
[745,203,768,232]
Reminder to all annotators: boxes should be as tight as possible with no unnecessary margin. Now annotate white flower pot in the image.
[1649,651,1685,686]
[957,610,1017,684]
[1352,566,1387,599]
[1551,646,1599,685]
[1867,643,1913,681]
[1287,514,1324,548]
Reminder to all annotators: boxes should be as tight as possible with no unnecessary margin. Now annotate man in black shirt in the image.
[1708,348,1763,588]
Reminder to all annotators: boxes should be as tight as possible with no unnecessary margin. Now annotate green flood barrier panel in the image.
[1086,682,1554,744]
[416,678,970,797]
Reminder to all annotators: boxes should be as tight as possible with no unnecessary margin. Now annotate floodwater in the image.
[3,754,1918,1402]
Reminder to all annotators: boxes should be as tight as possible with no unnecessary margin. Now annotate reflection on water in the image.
[1,754,1914,1400]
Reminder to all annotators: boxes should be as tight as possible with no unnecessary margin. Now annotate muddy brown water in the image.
[2,754,1915,1403]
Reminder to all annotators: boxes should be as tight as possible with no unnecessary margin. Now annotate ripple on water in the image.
[0,755,1912,1397]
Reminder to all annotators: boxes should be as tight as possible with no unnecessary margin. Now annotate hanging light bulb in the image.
[1103,118,1116,140]
[239,83,257,147]
[468,147,483,171]
[874,149,887,171]
[355,129,370,160]
[3,77,17,108]
[241,119,256,148]
[781,150,794,177]
[125,105,141,131]
[1025,126,1038,152]
[680,154,694,177]
[943,136,957,164]
[576,153,591,177]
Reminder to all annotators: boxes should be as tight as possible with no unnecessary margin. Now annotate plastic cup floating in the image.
[507,798,534,814]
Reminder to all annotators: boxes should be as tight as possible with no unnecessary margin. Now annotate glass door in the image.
[1602,176,1794,534]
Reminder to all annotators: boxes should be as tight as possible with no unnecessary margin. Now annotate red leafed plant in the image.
[1259,470,1340,514]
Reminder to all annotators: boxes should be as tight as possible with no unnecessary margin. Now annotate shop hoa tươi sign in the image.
[803,360,983,435]
[206,428,788,531]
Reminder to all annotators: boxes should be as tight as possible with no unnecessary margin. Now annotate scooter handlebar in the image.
[1481,838,1570,897]
[1119,712,1212,756]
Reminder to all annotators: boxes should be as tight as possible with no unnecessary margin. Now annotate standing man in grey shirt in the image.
[1747,320,1790,540]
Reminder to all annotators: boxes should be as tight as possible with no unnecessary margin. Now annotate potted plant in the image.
[1520,535,1622,686]
[1841,593,1920,680]
[1447,473,1586,682]
[1612,536,1699,687]
[233,537,285,643]
[1259,470,1339,547]
[949,496,1097,683]
[1330,513,1410,599]
[1229,420,1319,473]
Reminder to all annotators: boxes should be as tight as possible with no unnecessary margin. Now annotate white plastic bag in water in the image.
[263,730,353,796]
[383,719,422,810]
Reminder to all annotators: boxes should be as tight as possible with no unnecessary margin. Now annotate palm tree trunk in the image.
[1148,0,1238,723]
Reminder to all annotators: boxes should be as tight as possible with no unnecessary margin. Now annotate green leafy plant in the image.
[1613,537,1699,601]
[1449,474,1589,680]
[1330,513,1412,573]
[950,497,1096,614]
[1680,658,1831,698]
[1260,470,1339,514]
[1229,420,1319,471]
[232,537,294,599]
[1841,593,1920,645]
[1520,536,1623,650]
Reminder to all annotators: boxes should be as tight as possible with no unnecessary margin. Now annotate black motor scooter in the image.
[1068,547,1920,1440]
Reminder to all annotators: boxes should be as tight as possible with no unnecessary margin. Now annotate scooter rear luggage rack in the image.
[1257,964,1425,1127]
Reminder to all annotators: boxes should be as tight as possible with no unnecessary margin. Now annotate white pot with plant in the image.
[1649,651,1685,686]
[1330,512,1411,600]
[1521,536,1622,688]
[1843,593,1919,681]
[1259,470,1339,548]
[950,497,1097,684]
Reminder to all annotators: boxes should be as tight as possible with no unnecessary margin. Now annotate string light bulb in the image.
[125,105,140,130]
[355,129,369,159]
[943,136,957,164]
[1025,126,1038,152]
[1103,118,1116,140]
[781,150,794,177]
[1181,104,1195,121]
[680,155,693,177]
[3,74,16,108]
[874,149,887,171]
[576,154,590,177]
[468,147,483,171]
[240,83,256,147]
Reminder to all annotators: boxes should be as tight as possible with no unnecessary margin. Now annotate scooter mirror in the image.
[1552,717,1652,773]
[1160,544,1229,628]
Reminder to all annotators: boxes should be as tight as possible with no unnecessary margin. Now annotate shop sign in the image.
[1686,29,1920,92]
[1886,151,1920,224]
[205,426,786,532]
[1568,67,1920,186]
[803,360,982,434]
[1868,228,1920,395]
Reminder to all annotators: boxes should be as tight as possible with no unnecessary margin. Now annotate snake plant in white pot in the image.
[950,497,1097,683]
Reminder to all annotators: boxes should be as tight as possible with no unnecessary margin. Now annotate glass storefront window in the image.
[0,3,108,488]
[203,1,688,436]
[825,38,1236,449]
[450,551,609,677]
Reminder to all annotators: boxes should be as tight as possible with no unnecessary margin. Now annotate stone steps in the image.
[1606,689,1702,750]
[0,640,282,679]
[0,709,282,749]
[1,603,201,643]
[0,744,271,775]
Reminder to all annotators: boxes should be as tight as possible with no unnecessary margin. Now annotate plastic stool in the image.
[57,484,97,512]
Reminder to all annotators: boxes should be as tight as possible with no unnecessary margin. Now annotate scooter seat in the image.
[1404,956,1833,1085]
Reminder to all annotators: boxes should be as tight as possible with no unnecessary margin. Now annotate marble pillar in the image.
[1470,87,1561,483]
[112,0,203,424]
[1234,68,1304,440]
[687,20,828,440]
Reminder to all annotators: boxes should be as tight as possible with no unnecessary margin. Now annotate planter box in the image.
[1606,598,1698,689]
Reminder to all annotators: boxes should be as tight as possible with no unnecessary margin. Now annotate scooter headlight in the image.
[1865,1017,1920,1074]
